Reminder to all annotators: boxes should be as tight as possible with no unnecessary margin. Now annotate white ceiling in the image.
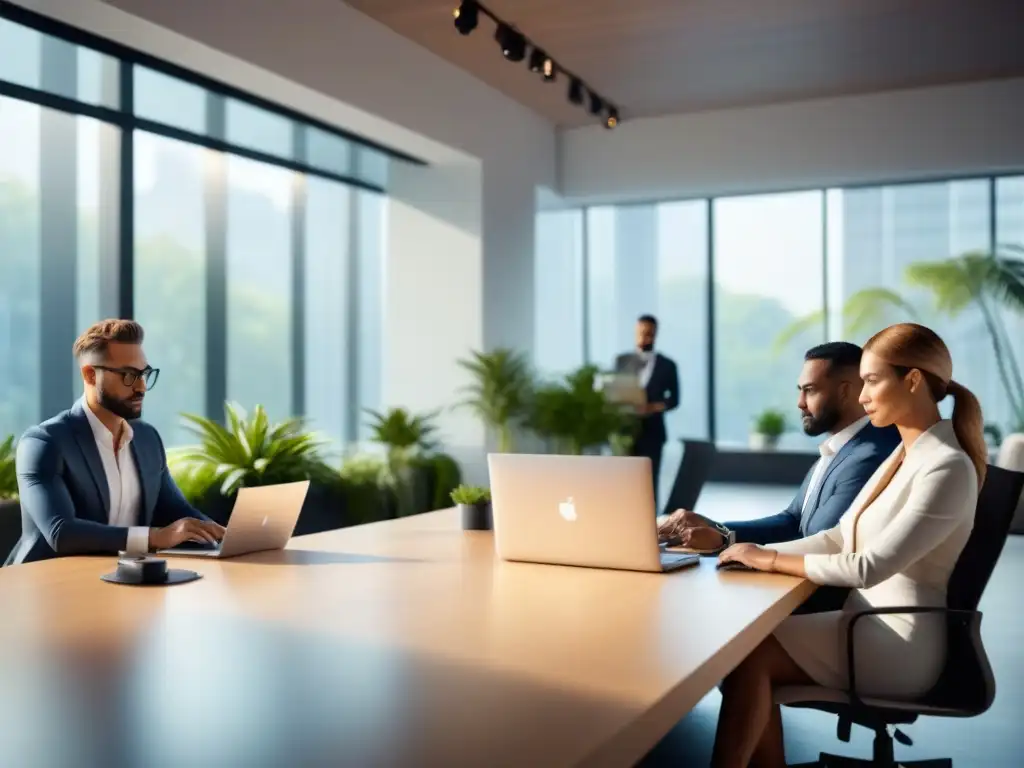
[344,0,1024,128]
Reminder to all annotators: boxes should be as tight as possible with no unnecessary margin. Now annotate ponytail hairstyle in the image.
[863,323,987,486]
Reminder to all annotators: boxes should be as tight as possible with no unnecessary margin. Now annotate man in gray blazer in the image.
[659,342,900,610]
[5,319,224,566]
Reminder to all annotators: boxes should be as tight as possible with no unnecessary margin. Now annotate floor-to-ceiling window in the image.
[581,201,710,501]
[0,16,119,440]
[713,192,825,450]
[826,180,999,423]
[354,189,387,444]
[560,175,1023,451]
[994,176,1024,433]
[133,132,208,447]
[0,6,398,450]
[225,155,294,421]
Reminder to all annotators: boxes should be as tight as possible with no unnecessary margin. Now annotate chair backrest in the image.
[661,439,717,516]
[928,464,1024,713]
[947,464,1024,612]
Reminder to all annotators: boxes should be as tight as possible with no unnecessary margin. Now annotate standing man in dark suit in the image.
[5,319,224,566]
[614,314,680,508]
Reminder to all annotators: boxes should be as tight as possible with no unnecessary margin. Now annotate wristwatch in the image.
[701,519,734,551]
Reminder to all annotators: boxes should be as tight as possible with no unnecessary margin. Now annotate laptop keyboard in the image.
[660,552,699,570]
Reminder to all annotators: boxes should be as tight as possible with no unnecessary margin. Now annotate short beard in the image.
[802,404,841,437]
[98,390,142,421]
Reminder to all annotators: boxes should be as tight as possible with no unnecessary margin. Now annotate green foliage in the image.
[904,246,1024,430]
[527,365,638,455]
[364,407,437,459]
[773,288,918,352]
[0,435,17,500]
[456,348,534,452]
[417,452,463,510]
[450,484,491,506]
[338,454,392,525]
[168,403,337,500]
[753,408,787,438]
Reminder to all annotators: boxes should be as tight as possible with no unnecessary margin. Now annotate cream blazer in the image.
[774,420,977,611]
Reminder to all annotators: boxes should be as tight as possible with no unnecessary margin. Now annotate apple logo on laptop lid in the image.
[558,497,577,522]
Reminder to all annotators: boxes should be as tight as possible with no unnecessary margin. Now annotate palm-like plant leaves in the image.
[906,247,1024,316]
[841,287,919,336]
[0,434,18,500]
[905,247,1024,426]
[456,348,534,452]
[364,408,438,454]
[774,288,918,353]
[169,403,335,498]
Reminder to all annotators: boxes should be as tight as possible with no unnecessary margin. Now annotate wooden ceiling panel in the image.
[345,0,1024,127]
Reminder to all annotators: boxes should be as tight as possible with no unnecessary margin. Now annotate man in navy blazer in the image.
[5,319,224,566]
[660,341,900,551]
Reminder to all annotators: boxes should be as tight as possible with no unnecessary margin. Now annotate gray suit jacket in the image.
[5,401,209,566]
[725,423,902,546]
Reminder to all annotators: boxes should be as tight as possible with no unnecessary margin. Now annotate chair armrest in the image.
[845,606,981,708]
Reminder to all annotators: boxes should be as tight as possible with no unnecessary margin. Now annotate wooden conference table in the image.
[0,509,813,768]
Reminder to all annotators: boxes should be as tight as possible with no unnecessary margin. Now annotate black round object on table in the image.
[100,556,202,586]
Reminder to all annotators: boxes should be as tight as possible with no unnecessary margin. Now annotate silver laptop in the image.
[159,480,310,558]
[488,454,699,573]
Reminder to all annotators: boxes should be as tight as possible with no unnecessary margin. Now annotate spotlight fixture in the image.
[453,3,619,127]
[452,1,478,36]
[568,78,584,105]
[494,22,526,62]
[542,57,555,82]
[529,48,555,81]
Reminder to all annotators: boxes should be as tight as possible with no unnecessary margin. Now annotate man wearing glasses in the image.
[5,319,225,565]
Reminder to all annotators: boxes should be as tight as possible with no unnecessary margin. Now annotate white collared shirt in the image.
[638,351,656,388]
[82,398,150,554]
[801,415,871,514]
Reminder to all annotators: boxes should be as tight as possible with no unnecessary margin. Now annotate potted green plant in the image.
[527,365,639,455]
[450,483,492,531]
[365,407,438,517]
[168,403,339,526]
[456,348,534,453]
[339,453,392,524]
[750,409,787,451]
[0,434,20,562]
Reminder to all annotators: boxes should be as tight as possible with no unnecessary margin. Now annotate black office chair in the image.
[660,439,717,516]
[776,464,1024,768]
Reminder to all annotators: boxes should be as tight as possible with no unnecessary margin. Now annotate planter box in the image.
[0,498,21,563]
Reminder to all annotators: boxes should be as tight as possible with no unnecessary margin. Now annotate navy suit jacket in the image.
[725,423,902,546]
[614,352,680,445]
[5,400,209,566]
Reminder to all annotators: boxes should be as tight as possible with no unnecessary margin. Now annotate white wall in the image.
[13,0,556,471]
[560,78,1024,204]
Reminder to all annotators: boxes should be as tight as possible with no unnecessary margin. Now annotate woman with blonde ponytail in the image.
[709,323,985,768]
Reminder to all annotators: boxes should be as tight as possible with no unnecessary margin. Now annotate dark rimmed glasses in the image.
[93,365,160,390]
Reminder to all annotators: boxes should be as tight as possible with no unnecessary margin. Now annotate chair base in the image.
[790,754,952,768]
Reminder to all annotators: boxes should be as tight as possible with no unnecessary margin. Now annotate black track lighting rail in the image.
[453,1,619,129]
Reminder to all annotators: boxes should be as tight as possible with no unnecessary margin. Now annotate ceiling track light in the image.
[494,22,526,62]
[568,78,584,106]
[452,1,478,36]
[452,2,619,127]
